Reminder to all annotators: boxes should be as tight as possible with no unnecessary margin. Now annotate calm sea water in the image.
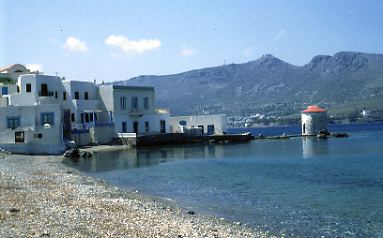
[64,123,383,237]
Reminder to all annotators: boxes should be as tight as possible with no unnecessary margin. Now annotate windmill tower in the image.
[301,105,327,135]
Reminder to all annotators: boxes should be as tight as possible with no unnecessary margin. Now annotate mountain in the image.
[113,51,383,122]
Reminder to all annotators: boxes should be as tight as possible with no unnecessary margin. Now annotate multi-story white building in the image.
[98,85,170,135]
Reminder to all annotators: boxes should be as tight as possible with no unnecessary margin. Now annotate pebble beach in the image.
[0,152,271,238]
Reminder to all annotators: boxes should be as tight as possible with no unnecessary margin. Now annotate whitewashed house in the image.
[169,115,228,135]
[0,64,32,81]
[0,104,65,154]
[0,64,175,154]
[98,85,170,135]
[1,74,114,150]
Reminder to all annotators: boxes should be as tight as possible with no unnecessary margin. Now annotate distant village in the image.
[0,64,228,155]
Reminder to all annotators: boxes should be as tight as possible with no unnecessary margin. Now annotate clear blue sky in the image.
[1,0,383,82]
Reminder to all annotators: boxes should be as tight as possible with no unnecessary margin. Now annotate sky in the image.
[1,0,383,82]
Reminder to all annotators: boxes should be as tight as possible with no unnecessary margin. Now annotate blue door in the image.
[207,125,215,135]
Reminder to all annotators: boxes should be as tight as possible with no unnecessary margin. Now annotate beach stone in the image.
[63,148,80,158]
[79,151,93,158]
[9,207,20,213]
[186,210,195,215]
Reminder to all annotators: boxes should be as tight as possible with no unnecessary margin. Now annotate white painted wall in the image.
[98,85,169,135]
[170,115,228,134]
[0,104,64,154]
[301,112,327,135]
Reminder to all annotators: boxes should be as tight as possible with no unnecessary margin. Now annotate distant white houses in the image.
[170,115,228,135]
[301,105,327,136]
[0,64,32,81]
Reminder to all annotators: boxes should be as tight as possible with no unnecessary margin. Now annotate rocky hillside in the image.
[114,51,383,122]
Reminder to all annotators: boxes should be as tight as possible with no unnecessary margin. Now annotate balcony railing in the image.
[82,122,114,129]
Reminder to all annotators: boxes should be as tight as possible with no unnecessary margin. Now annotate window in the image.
[40,84,48,96]
[7,116,20,130]
[131,97,138,109]
[1,87,8,95]
[90,113,93,122]
[84,92,89,100]
[122,122,127,133]
[17,86,20,93]
[179,120,187,126]
[26,83,31,93]
[63,92,67,100]
[74,91,79,99]
[71,113,75,122]
[85,113,89,123]
[55,91,58,99]
[144,97,149,110]
[81,113,84,123]
[41,112,54,125]
[145,121,149,132]
[120,96,126,110]
[35,133,43,139]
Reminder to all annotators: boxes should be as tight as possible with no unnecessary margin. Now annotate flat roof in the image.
[112,84,154,91]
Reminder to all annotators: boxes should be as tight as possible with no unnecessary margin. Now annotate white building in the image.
[98,85,170,135]
[0,73,115,151]
[0,104,65,154]
[169,115,228,135]
[301,105,327,136]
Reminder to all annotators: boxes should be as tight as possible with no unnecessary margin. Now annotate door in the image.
[15,131,25,143]
[207,125,215,135]
[63,109,71,139]
[160,120,166,133]
[133,121,139,134]
[122,122,127,133]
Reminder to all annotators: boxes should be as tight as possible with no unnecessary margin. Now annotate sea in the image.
[63,123,383,237]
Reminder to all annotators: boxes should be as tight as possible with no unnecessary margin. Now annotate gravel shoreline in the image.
[0,153,272,237]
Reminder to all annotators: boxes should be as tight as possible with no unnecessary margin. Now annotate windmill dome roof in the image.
[302,105,326,113]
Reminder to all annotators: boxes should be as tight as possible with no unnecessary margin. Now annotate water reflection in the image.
[63,144,225,172]
[302,137,329,158]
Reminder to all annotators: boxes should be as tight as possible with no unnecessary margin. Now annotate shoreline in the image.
[0,152,270,237]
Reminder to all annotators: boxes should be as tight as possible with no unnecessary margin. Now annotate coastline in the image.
[0,152,270,238]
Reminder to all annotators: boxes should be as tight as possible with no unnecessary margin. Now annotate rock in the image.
[63,148,80,158]
[79,151,93,158]
[9,208,20,213]
[186,210,195,215]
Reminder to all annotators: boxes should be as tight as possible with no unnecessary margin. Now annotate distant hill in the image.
[113,51,383,122]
